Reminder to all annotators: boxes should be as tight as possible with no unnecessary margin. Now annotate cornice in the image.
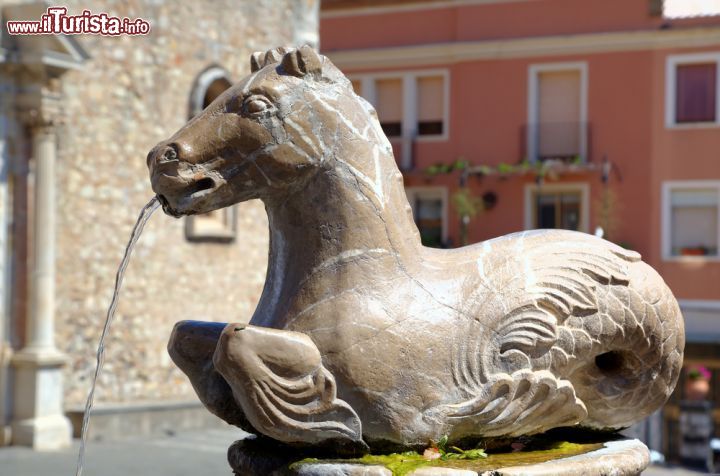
[325,27,720,70]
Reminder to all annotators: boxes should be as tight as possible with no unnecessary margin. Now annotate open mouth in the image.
[156,176,218,217]
[155,193,178,217]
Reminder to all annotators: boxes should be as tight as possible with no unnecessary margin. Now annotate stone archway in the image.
[188,65,233,119]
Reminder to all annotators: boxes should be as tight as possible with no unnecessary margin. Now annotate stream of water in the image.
[75,196,160,476]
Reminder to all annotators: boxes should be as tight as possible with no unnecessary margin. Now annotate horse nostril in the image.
[148,144,181,168]
[158,144,179,164]
[163,148,177,162]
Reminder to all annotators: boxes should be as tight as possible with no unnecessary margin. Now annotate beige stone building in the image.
[0,0,318,449]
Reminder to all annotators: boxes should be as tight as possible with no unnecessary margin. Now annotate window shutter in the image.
[671,188,719,256]
[375,79,403,123]
[417,76,443,122]
[417,76,444,135]
[676,63,716,123]
[537,70,581,159]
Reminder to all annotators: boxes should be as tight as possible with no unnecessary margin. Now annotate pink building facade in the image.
[322,0,720,458]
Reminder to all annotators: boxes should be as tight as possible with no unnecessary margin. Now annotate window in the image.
[351,71,448,169]
[535,191,581,230]
[350,70,449,140]
[666,53,720,127]
[537,70,581,160]
[186,66,237,243]
[663,182,720,259]
[189,66,232,118]
[676,64,716,123]
[405,187,448,248]
[415,198,444,247]
[376,78,403,137]
[528,63,588,162]
[664,0,720,18]
[417,75,444,136]
[524,183,589,232]
[185,208,237,242]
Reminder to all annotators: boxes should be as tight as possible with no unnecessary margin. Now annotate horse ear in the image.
[281,45,323,78]
[250,52,265,73]
[263,47,289,67]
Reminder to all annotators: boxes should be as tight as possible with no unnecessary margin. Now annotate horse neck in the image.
[256,142,422,320]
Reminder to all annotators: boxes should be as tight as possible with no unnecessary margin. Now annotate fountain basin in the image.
[226,433,649,475]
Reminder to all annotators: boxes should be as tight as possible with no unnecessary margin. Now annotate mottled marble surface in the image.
[150,46,685,450]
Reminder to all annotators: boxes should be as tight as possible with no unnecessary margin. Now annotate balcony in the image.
[452,121,601,181]
[522,122,591,163]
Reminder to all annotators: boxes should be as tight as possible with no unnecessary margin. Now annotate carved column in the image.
[0,77,13,447]
[10,84,72,449]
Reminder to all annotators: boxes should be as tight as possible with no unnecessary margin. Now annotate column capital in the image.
[14,77,64,131]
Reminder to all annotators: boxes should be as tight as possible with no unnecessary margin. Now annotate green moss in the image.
[288,453,429,475]
[470,441,599,470]
[356,452,431,475]
[290,440,603,476]
[288,457,319,471]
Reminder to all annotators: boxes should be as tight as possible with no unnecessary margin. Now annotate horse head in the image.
[147,46,382,217]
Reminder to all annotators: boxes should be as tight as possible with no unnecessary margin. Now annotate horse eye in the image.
[243,96,272,115]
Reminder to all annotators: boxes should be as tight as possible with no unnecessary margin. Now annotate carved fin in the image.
[212,324,363,445]
[429,370,587,437]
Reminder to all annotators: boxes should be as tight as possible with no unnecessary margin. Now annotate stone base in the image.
[227,437,650,476]
[11,350,72,450]
[11,414,72,450]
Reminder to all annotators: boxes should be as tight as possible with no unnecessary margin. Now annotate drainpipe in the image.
[401,75,417,170]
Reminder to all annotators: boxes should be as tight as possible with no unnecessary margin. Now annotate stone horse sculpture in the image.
[147,46,684,452]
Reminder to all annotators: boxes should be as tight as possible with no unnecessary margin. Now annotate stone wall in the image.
[48,0,318,406]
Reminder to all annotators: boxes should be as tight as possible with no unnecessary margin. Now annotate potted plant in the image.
[680,246,708,256]
[685,366,712,401]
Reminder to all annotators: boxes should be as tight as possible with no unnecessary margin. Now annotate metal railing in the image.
[521,122,592,163]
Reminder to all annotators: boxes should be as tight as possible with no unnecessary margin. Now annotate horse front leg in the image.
[211,324,365,451]
[167,320,254,431]
[168,321,255,433]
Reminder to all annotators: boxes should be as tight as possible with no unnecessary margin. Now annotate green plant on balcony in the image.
[453,187,484,246]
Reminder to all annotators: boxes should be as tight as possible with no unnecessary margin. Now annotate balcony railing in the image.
[522,122,592,163]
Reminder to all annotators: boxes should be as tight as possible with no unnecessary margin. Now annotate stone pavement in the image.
[643,465,713,476]
[0,427,712,476]
[0,427,247,476]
